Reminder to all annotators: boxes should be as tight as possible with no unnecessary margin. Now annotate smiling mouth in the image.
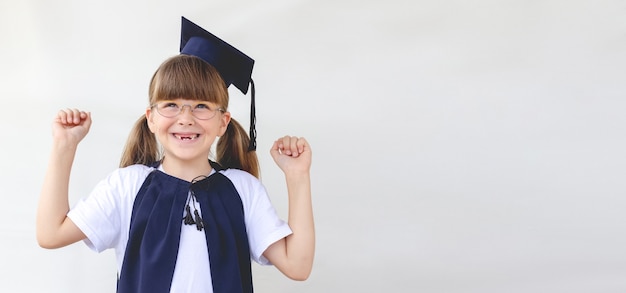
[174,134,200,140]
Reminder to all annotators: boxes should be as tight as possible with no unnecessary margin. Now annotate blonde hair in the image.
[119,54,259,178]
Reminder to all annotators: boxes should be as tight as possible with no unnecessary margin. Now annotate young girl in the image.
[36,18,314,293]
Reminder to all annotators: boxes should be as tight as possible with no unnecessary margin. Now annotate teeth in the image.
[174,134,199,140]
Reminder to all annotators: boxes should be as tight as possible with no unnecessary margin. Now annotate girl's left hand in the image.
[270,136,312,174]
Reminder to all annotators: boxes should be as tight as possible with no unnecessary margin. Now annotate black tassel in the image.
[186,175,207,232]
[183,204,195,225]
[248,79,256,152]
[194,209,204,231]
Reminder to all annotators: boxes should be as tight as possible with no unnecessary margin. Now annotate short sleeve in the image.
[221,169,292,265]
[67,165,152,253]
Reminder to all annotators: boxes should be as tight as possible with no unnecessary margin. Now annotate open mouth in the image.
[174,134,200,140]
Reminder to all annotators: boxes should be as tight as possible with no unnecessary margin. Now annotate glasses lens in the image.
[155,101,219,120]
[192,105,216,120]
[156,102,180,118]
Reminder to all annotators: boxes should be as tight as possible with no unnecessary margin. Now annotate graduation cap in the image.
[180,16,257,151]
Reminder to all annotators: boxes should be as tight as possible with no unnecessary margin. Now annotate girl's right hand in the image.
[52,109,92,146]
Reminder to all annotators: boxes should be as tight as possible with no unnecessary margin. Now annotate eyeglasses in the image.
[152,101,224,120]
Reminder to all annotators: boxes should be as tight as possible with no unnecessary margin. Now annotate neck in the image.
[160,157,213,182]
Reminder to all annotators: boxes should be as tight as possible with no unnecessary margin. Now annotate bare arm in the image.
[36,109,91,249]
[263,136,315,281]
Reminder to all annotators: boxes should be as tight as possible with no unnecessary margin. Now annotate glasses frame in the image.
[151,101,225,120]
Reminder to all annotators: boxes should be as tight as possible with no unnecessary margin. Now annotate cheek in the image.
[149,118,171,135]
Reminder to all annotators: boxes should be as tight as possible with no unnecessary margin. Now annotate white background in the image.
[1,0,626,292]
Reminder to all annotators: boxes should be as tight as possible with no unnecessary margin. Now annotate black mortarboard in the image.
[180,16,257,151]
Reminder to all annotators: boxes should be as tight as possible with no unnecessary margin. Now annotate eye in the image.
[194,103,212,110]
[162,102,179,109]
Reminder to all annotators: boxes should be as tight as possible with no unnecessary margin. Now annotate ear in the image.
[145,107,157,133]
[218,111,231,137]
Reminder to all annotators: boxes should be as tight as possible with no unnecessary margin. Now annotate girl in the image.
[36,32,314,292]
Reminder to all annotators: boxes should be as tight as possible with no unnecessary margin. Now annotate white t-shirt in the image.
[67,164,292,293]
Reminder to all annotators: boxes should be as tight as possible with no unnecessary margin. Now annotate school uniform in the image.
[67,163,292,292]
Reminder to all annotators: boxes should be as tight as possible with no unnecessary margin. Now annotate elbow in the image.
[36,217,83,249]
[36,232,64,249]
[283,253,315,281]
[37,235,58,249]
[288,273,310,282]
[284,266,313,281]
[37,237,56,249]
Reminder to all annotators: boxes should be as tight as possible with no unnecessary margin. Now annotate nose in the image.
[180,104,193,114]
[177,104,195,124]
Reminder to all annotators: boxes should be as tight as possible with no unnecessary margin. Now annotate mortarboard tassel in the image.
[194,209,204,231]
[183,204,196,225]
[185,175,207,231]
[248,79,256,152]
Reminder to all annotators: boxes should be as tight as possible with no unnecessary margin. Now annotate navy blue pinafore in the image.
[117,162,253,293]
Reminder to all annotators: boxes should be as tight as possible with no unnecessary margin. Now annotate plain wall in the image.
[1,0,625,292]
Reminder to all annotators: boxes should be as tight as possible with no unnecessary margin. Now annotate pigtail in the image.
[119,115,159,168]
[216,118,260,178]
